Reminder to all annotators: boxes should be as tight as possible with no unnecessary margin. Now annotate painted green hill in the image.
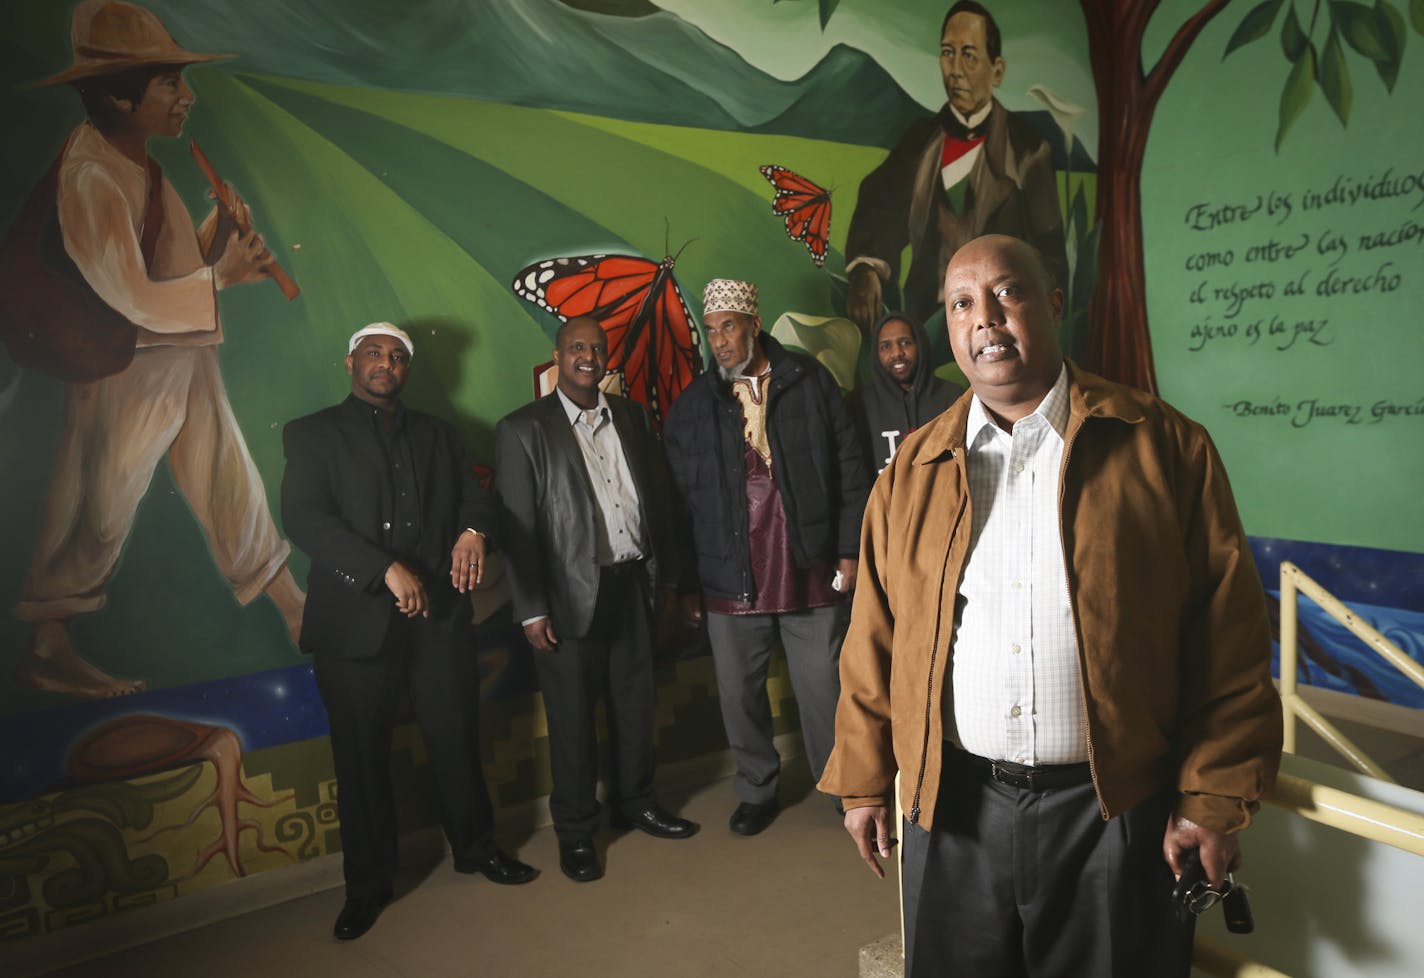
[143,0,925,146]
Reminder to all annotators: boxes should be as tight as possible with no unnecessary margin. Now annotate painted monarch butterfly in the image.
[511,247,702,426]
[760,164,831,268]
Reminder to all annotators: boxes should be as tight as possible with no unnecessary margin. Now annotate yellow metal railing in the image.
[1194,944,1294,978]
[1266,772,1424,856]
[1277,560,1424,783]
[1194,561,1424,976]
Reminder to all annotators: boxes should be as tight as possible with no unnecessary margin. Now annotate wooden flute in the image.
[189,139,300,300]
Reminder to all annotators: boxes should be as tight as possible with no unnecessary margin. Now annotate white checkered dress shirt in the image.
[944,365,1089,765]
[557,389,647,567]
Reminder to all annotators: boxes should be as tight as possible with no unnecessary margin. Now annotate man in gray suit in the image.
[494,317,697,883]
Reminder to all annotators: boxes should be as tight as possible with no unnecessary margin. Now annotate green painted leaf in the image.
[1375,0,1406,55]
[1370,1,1406,89]
[819,0,840,30]
[1319,28,1353,124]
[1276,40,1317,151]
[1411,0,1424,35]
[1224,0,1286,58]
[1334,0,1392,58]
[1281,5,1308,60]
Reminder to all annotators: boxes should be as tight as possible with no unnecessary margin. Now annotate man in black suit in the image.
[282,322,535,940]
[494,317,698,883]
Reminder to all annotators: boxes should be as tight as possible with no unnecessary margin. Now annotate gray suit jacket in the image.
[493,392,678,638]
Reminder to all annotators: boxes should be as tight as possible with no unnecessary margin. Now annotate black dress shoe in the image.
[729,800,779,836]
[454,849,537,885]
[558,838,603,882]
[611,802,700,839]
[333,897,387,940]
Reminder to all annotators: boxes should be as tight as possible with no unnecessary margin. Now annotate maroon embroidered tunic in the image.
[704,375,843,616]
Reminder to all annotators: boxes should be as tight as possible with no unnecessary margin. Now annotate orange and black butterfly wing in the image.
[512,253,702,425]
[760,164,831,267]
[644,264,702,420]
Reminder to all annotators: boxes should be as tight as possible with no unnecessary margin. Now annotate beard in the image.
[716,338,755,380]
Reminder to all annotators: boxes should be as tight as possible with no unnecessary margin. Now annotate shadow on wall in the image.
[1193,753,1423,978]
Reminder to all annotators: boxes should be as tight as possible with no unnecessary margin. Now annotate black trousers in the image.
[533,567,656,842]
[901,748,1193,978]
[313,613,496,902]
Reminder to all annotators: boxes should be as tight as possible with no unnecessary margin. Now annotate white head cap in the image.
[347,322,414,358]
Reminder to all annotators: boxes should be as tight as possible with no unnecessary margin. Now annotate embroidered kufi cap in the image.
[702,278,759,318]
[348,322,414,357]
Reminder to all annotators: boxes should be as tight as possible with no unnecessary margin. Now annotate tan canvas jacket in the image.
[820,362,1282,835]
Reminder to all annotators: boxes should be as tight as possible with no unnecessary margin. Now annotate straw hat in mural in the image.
[37,0,231,87]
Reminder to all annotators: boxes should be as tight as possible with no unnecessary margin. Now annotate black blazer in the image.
[281,395,495,658]
[493,392,678,638]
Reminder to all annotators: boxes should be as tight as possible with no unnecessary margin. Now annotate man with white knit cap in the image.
[282,322,536,940]
[663,280,870,837]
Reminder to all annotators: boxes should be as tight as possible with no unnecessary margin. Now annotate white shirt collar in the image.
[949,100,994,131]
[556,387,608,426]
[966,363,1070,447]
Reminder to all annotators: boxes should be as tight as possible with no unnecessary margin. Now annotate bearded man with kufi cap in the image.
[282,322,537,940]
[663,278,871,837]
[12,1,304,699]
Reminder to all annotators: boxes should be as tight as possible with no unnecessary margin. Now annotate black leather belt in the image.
[957,750,1093,792]
[601,559,644,577]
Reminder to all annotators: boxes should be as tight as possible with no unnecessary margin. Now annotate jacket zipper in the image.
[908,555,950,823]
[908,456,962,824]
[1056,415,1106,817]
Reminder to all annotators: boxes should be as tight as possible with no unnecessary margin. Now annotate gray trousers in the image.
[901,748,1193,978]
[705,604,847,805]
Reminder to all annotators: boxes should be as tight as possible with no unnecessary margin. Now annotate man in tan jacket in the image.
[820,234,1281,977]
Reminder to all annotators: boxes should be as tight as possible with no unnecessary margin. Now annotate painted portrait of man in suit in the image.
[844,1,1068,333]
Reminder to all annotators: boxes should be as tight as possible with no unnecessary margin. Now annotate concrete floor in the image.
[40,763,901,978]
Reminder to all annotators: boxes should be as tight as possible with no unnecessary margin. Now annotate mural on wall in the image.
[511,240,703,425]
[0,0,1418,952]
[1137,0,1424,710]
[842,1,1070,337]
[1078,0,1419,392]
[0,0,306,703]
[759,164,833,268]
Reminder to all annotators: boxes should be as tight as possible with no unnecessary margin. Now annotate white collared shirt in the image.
[556,388,647,567]
[948,101,994,131]
[944,365,1088,764]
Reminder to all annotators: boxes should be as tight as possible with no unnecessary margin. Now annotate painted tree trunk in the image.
[1079,0,1232,394]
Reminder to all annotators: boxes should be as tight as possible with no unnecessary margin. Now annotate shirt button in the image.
[1011,643,1021,654]
[1014,462,1025,474]
[1014,756,1026,764]
[382,521,391,530]
[1012,581,1022,590]
[1010,705,1022,718]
